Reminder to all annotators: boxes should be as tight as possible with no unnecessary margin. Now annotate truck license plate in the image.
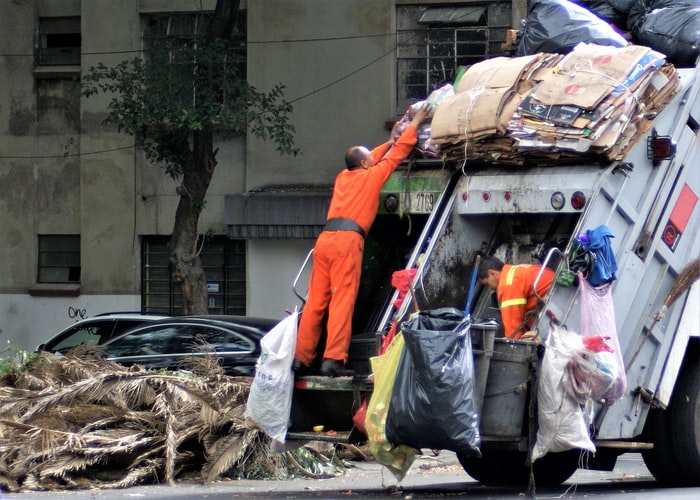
[406,191,436,213]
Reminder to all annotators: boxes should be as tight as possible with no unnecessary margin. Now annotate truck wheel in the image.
[457,449,578,486]
[642,361,700,486]
[641,407,688,484]
[669,362,700,484]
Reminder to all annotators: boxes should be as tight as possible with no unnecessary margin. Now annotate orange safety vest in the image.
[497,264,554,339]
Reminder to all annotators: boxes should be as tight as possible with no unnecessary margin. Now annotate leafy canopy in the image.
[82,36,298,178]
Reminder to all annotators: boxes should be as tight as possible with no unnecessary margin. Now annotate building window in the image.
[37,78,80,134]
[38,17,81,66]
[141,11,247,116]
[142,12,246,74]
[142,236,246,315]
[397,4,508,112]
[38,235,81,283]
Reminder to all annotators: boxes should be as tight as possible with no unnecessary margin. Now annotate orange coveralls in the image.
[497,264,554,339]
[295,124,419,366]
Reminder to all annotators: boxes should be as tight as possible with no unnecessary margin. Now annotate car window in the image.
[47,322,114,352]
[105,323,255,358]
[105,325,179,357]
[168,325,253,353]
[221,331,255,352]
[111,320,157,338]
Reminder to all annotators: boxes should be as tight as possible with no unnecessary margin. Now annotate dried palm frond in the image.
[177,336,226,378]
[0,461,21,492]
[204,427,260,482]
[37,454,103,483]
[0,350,313,492]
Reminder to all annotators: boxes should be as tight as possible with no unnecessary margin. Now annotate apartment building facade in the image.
[0,0,520,350]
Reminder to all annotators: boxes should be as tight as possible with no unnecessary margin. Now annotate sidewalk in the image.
[1,451,466,500]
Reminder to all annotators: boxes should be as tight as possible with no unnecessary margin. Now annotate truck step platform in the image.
[294,375,373,391]
[286,430,352,443]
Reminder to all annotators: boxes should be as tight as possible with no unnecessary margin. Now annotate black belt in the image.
[324,217,366,238]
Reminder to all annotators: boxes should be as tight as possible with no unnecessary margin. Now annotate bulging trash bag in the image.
[516,0,628,56]
[578,274,626,405]
[385,308,481,458]
[634,6,700,67]
[365,332,417,481]
[570,0,629,31]
[245,311,298,451]
[532,325,596,461]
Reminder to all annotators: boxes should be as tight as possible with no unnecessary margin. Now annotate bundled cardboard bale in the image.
[428,43,681,166]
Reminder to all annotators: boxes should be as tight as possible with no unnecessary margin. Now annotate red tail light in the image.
[571,191,586,210]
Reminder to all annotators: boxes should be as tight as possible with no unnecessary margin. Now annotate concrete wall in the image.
[246,0,398,190]
[0,0,249,351]
[0,0,515,352]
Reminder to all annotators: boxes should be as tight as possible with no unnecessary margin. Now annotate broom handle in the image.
[625,258,699,371]
[464,255,481,318]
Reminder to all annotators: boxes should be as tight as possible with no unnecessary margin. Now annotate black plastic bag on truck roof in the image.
[516,0,628,56]
[570,0,629,31]
[633,6,700,67]
[385,307,481,457]
[627,0,699,34]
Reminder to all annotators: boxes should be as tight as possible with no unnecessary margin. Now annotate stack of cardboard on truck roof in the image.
[429,43,681,165]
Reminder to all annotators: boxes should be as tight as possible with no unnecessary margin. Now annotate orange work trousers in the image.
[295,230,364,366]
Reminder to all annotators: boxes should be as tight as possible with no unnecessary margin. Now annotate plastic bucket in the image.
[470,320,498,415]
[479,338,536,438]
[347,333,377,375]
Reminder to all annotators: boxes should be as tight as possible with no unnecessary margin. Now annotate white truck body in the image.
[290,64,700,487]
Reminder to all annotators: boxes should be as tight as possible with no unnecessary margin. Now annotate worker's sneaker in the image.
[320,359,355,377]
[292,359,312,376]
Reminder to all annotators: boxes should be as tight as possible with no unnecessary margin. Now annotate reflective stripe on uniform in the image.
[501,298,527,309]
[505,265,517,285]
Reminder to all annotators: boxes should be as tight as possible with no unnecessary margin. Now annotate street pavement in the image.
[2,451,699,499]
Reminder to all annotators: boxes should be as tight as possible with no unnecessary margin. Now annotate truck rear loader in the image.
[287,57,700,487]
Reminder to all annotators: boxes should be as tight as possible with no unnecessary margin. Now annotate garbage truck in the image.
[286,49,700,487]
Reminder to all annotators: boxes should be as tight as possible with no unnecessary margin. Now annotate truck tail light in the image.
[551,191,565,210]
[571,191,586,210]
[647,130,676,162]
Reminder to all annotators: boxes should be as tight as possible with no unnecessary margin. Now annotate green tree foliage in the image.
[81,1,297,313]
[82,37,297,177]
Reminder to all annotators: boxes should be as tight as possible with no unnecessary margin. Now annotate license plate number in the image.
[406,191,436,213]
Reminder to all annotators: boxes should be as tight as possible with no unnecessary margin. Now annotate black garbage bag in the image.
[516,0,628,56]
[627,0,698,34]
[385,307,481,457]
[633,6,700,67]
[570,0,629,31]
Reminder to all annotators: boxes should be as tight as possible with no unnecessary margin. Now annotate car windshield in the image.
[47,324,112,352]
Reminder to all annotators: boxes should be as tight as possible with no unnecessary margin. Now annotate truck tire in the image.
[641,406,688,484]
[670,362,700,483]
[642,361,700,486]
[457,449,579,487]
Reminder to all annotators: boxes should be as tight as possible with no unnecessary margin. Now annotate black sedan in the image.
[100,315,279,376]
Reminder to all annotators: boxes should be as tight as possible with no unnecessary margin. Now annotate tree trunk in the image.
[168,0,239,314]
[169,130,216,315]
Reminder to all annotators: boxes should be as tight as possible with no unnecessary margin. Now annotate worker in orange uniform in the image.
[294,105,431,377]
[477,256,554,341]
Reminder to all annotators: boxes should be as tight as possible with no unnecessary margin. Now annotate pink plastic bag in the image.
[577,273,627,405]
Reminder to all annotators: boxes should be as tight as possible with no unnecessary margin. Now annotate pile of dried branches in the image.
[0,347,300,492]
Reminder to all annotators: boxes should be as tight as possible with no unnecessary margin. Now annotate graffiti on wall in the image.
[68,306,87,321]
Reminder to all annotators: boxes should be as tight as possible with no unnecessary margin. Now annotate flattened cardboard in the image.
[456,54,541,93]
[533,44,651,108]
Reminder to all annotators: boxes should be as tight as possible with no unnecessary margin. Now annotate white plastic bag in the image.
[532,325,596,461]
[245,311,298,451]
